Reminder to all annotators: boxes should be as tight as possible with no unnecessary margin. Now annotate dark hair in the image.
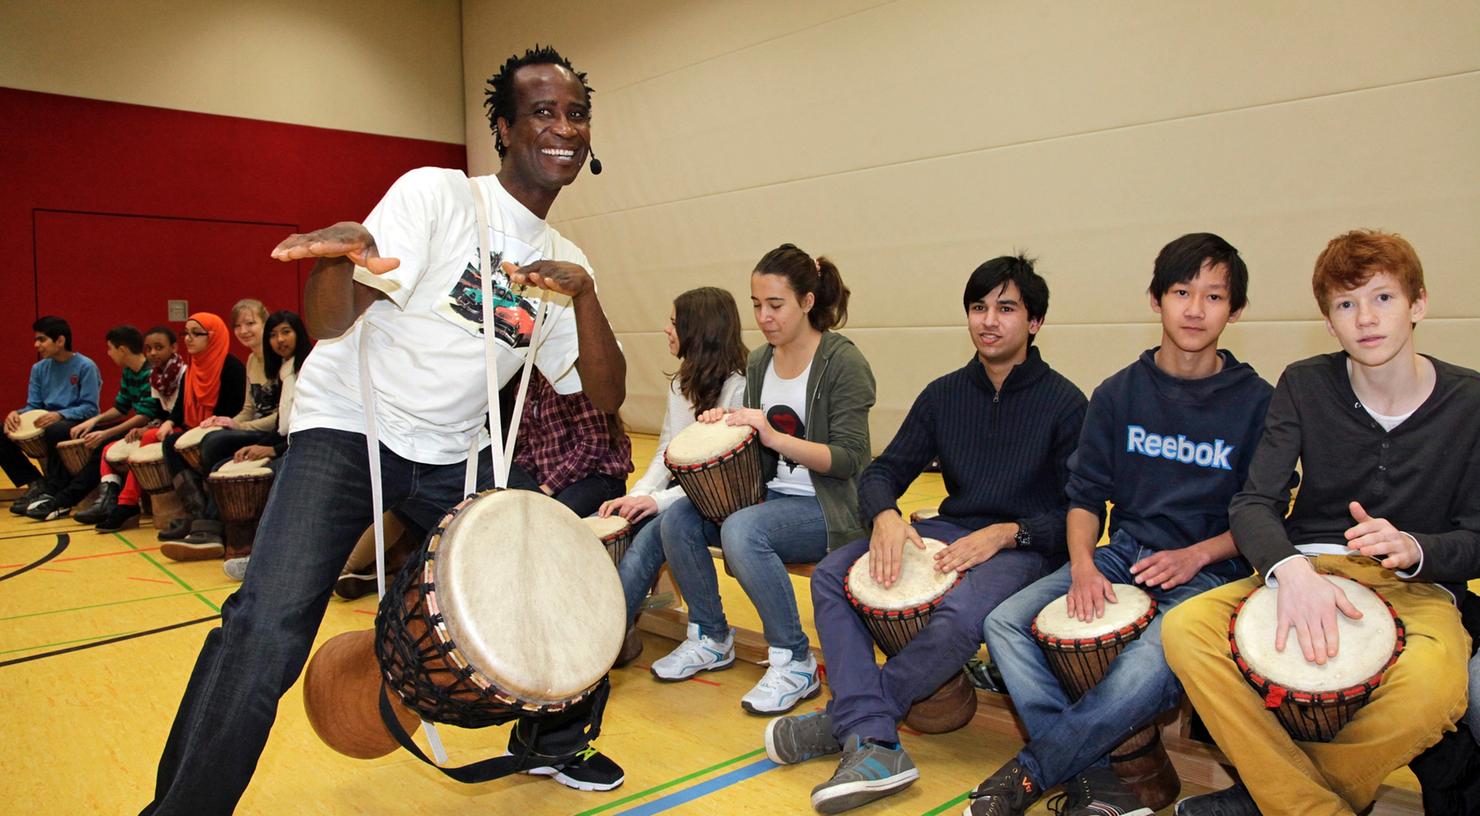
[753,243,850,332]
[672,287,749,418]
[263,310,312,382]
[1312,229,1425,316]
[963,253,1049,345]
[33,316,72,351]
[483,44,593,158]
[105,325,144,354]
[144,325,177,346]
[1149,233,1249,313]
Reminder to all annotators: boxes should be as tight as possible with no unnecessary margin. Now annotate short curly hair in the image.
[483,45,593,158]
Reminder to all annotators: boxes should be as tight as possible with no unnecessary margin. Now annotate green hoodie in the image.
[745,331,876,550]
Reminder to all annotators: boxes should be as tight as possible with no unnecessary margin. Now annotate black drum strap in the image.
[377,676,612,785]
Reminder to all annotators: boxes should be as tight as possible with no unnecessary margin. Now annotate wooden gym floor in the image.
[0,434,1428,814]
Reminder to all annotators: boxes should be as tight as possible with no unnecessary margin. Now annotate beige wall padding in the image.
[0,0,465,143]
[470,1,1477,447]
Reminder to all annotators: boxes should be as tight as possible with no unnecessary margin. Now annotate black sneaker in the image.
[96,504,141,532]
[10,483,43,515]
[963,759,1040,816]
[1175,783,1260,816]
[524,745,625,792]
[334,571,377,600]
[25,495,62,520]
[156,516,193,541]
[1051,767,1152,816]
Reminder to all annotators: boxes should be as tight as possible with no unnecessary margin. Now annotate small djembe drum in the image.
[56,438,92,476]
[665,420,765,525]
[583,514,633,567]
[845,538,977,733]
[175,425,220,471]
[207,458,275,559]
[104,438,140,476]
[128,442,185,528]
[7,409,49,460]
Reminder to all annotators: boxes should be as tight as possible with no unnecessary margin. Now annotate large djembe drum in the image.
[207,458,275,559]
[175,425,220,471]
[1230,575,1404,742]
[127,442,185,528]
[845,538,977,733]
[303,490,626,762]
[7,409,49,460]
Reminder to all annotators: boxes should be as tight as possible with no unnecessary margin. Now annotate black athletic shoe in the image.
[1175,783,1261,816]
[156,516,193,541]
[25,495,63,520]
[95,504,141,532]
[10,483,43,515]
[524,745,625,792]
[964,759,1040,816]
[75,481,120,525]
[1052,767,1152,816]
[334,571,377,600]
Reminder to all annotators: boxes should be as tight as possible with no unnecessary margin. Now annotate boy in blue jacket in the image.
[5,316,101,518]
[966,234,1272,816]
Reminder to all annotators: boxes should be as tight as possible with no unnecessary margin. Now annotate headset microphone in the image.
[588,149,603,175]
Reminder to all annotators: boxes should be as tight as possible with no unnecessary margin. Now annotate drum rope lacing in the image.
[354,173,556,766]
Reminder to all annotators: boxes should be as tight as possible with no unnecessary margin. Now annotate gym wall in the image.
[0,0,465,396]
[461,0,1480,447]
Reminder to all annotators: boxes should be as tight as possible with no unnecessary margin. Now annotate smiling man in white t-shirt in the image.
[141,46,627,816]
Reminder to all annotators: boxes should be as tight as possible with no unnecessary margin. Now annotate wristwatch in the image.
[1013,522,1032,549]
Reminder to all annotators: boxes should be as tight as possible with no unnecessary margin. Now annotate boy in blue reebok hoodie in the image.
[966,234,1273,816]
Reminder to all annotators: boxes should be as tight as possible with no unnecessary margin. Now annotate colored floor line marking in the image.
[34,567,71,573]
[613,756,778,815]
[0,583,236,622]
[112,532,222,614]
[128,576,174,584]
[353,609,376,616]
[0,543,164,567]
[0,533,68,581]
[920,791,970,815]
[571,748,765,816]
[631,663,722,687]
[0,613,220,667]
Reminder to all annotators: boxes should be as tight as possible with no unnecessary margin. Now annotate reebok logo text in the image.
[1126,425,1233,471]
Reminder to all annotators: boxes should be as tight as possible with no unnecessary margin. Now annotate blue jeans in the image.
[617,514,663,625]
[141,428,604,816]
[659,490,827,661]
[983,530,1246,789]
[1468,649,1480,744]
[812,519,1052,744]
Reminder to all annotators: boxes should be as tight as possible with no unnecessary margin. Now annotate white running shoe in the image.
[223,556,250,582]
[650,623,735,681]
[741,647,821,715]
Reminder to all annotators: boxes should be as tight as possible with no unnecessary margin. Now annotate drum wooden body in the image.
[583,515,632,567]
[208,459,274,558]
[8,410,49,460]
[104,439,139,474]
[374,490,626,729]
[845,539,976,733]
[1033,584,1177,810]
[56,439,92,476]
[175,425,220,471]
[127,444,173,495]
[303,629,421,759]
[664,422,764,524]
[1230,575,1403,742]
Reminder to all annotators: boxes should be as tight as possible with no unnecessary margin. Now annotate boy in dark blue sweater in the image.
[763,255,1087,815]
[969,234,1271,816]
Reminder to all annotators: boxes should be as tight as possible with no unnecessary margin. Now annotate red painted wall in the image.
[1,87,466,407]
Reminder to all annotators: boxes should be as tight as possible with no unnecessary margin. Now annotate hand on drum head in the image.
[934,522,1016,574]
[600,494,658,523]
[697,407,727,424]
[869,510,925,588]
[270,221,401,275]
[1066,564,1118,623]
[1130,547,1210,591]
[33,411,62,429]
[235,445,277,463]
[504,259,592,298]
[125,427,146,444]
[1344,501,1419,571]
[81,431,109,450]
[3,411,19,434]
[1271,558,1364,665]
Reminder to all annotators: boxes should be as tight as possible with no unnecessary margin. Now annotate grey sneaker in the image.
[963,759,1041,816]
[765,710,842,765]
[223,556,250,582]
[1052,767,1152,816]
[810,735,918,814]
[1175,783,1260,816]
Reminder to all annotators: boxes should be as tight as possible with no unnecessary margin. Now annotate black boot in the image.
[75,480,120,525]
